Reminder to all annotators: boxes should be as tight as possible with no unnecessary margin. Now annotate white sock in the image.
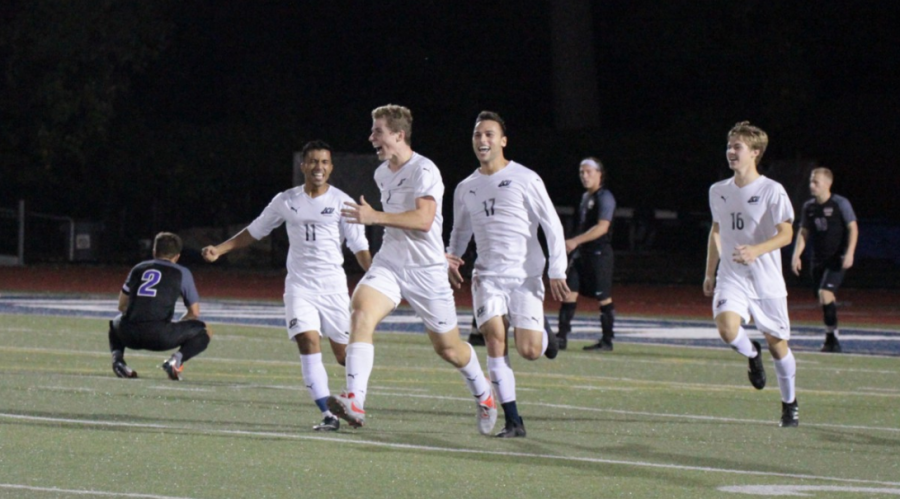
[488,355,516,404]
[773,349,797,403]
[729,327,757,358]
[345,342,374,406]
[299,353,330,406]
[540,328,548,356]
[457,343,491,402]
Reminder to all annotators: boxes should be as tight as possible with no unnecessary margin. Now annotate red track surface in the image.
[1,265,898,326]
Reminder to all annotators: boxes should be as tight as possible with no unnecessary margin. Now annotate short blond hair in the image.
[372,104,413,145]
[811,167,834,183]
[727,121,769,164]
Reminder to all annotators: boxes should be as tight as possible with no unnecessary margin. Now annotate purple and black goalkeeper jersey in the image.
[121,259,199,323]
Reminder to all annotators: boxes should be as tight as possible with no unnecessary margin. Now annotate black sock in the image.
[501,401,521,426]
[178,331,210,363]
[558,302,576,337]
[108,320,125,355]
[822,302,838,332]
[600,302,616,341]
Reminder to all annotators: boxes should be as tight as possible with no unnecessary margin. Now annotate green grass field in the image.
[2,312,899,498]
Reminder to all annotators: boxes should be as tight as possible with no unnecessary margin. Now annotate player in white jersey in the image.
[703,122,799,427]
[447,111,569,437]
[328,104,496,434]
[201,140,372,432]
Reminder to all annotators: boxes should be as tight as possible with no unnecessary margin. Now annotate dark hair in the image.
[475,110,507,136]
[153,232,183,259]
[301,140,333,159]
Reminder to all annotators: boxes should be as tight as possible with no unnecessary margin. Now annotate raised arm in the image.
[202,228,259,262]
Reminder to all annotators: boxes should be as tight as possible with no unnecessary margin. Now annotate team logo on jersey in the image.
[747,196,761,204]
[823,207,833,217]
[477,306,485,317]
[720,195,727,202]
[321,207,335,215]
[587,199,595,210]
[290,206,299,213]
[468,189,476,195]
[716,299,727,309]
[289,318,298,329]
[398,178,407,186]
[498,180,512,188]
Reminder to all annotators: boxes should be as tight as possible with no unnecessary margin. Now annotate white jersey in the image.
[372,152,447,269]
[709,175,794,299]
[247,185,369,295]
[447,161,567,280]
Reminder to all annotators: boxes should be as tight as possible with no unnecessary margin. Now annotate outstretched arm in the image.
[202,229,259,262]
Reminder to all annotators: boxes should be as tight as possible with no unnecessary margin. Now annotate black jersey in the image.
[576,188,616,250]
[121,259,200,323]
[799,194,856,264]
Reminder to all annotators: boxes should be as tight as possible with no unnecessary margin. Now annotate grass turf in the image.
[1,313,899,498]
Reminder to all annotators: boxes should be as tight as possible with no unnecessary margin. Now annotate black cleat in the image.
[544,319,559,360]
[112,361,138,379]
[779,399,799,427]
[557,333,568,351]
[748,340,766,390]
[313,415,341,432]
[583,340,613,352]
[161,358,183,381]
[495,418,526,438]
[820,333,843,353]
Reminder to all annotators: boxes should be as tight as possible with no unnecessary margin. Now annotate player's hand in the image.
[703,275,716,297]
[342,195,378,225]
[549,278,570,302]
[791,257,802,276]
[446,253,465,289]
[565,239,578,254]
[842,253,854,269]
[732,245,759,265]
[201,245,220,263]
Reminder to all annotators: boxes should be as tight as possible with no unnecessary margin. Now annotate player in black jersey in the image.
[791,167,858,353]
[108,232,212,380]
[556,157,617,351]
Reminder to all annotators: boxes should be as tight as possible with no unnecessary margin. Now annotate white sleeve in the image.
[525,176,567,279]
[770,184,794,225]
[246,193,285,240]
[412,162,443,201]
[447,183,473,257]
[708,186,720,225]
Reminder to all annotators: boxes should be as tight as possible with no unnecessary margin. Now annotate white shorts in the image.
[713,286,791,340]
[357,263,458,333]
[284,292,351,345]
[472,275,545,331]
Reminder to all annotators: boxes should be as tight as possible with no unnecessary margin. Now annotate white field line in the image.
[0,483,197,498]
[2,412,900,489]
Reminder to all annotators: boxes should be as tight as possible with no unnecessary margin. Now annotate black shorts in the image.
[811,261,845,296]
[566,245,614,301]
[117,319,208,352]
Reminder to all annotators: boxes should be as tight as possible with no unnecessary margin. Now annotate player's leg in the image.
[753,299,798,427]
[557,262,580,350]
[583,249,615,351]
[287,293,341,431]
[154,320,211,381]
[108,315,137,378]
[713,291,765,389]
[818,266,846,353]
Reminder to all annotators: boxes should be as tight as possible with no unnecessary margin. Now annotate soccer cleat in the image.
[748,340,766,390]
[161,357,183,381]
[556,333,568,350]
[495,417,526,438]
[313,415,341,432]
[327,392,365,428]
[779,399,799,427]
[112,361,138,379]
[476,393,498,435]
[544,319,559,360]
[583,340,613,351]
[821,333,843,353]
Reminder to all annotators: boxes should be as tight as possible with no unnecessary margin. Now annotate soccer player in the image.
[703,121,799,427]
[202,140,372,432]
[329,104,496,434]
[556,157,617,352]
[108,232,212,381]
[790,167,858,353]
[446,111,568,438]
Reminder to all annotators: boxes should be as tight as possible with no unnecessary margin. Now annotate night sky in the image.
[4,1,900,246]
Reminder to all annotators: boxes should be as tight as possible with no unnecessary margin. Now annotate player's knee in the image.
[518,344,541,361]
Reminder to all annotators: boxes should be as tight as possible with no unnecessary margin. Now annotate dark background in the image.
[2,1,898,277]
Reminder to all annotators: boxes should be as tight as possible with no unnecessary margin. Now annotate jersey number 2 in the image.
[137,270,162,297]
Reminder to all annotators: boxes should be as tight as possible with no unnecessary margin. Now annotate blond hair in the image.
[811,167,834,183]
[727,121,769,164]
[372,104,413,145]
